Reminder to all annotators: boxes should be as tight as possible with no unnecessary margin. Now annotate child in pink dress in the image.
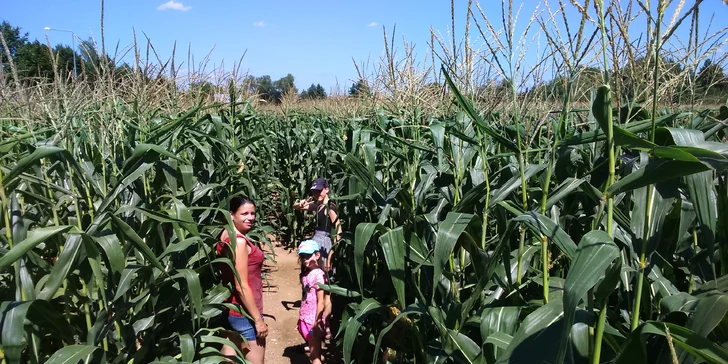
[297,239,327,364]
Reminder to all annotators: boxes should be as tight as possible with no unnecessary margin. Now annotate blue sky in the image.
[3,1,727,93]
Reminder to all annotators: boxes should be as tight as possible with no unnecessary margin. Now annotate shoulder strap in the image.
[240,235,259,252]
[221,232,248,243]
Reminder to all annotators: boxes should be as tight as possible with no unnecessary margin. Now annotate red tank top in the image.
[216,233,265,317]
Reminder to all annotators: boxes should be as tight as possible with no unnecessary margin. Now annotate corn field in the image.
[2,0,728,363]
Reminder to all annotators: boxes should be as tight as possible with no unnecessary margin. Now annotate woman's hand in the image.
[325,249,334,272]
[255,318,268,339]
[294,197,313,210]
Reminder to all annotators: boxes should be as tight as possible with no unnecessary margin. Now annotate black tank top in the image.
[313,202,337,232]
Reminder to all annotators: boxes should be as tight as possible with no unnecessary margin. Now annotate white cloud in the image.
[367,22,378,27]
[253,21,265,27]
[157,1,191,11]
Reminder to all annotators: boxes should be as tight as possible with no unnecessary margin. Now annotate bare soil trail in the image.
[261,243,343,364]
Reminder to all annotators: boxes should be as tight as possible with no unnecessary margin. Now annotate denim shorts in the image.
[227,313,257,341]
[313,230,331,266]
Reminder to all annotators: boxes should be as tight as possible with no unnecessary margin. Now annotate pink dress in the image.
[298,268,326,341]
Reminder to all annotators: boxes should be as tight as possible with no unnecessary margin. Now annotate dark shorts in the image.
[226,313,258,341]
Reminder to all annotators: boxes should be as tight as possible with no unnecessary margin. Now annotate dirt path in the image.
[261,244,341,364]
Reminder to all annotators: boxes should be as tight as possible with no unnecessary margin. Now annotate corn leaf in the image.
[0,225,73,272]
[433,213,477,300]
[615,322,728,364]
[354,223,388,294]
[557,231,619,363]
[343,298,383,364]
[45,344,100,364]
[379,226,407,308]
[441,65,519,153]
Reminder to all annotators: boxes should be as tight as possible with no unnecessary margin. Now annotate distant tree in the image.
[697,59,727,92]
[349,78,372,97]
[614,55,694,102]
[0,21,29,68]
[536,66,603,101]
[14,41,54,81]
[2,21,148,86]
[245,73,301,103]
[189,80,216,97]
[4,22,89,84]
[113,63,133,85]
[301,83,327,100]
[252,75,280,102]
[77,39,105,82]
[274,73,297,95]
[53,44,79,78]
[243,75,256,93]
[421,82,442,95]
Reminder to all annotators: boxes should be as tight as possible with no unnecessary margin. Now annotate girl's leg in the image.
[308,335,323,364]
[298,320,311,352]
[220,331,244,362]
[242,338,266,364]
[323,293,332,338]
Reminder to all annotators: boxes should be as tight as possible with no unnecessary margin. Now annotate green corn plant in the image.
[0,99,282,363]
[328,2,728,361]
[3,1,728,363]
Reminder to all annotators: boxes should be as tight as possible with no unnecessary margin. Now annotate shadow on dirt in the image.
[282,342,343,364]
[281,300,302,311]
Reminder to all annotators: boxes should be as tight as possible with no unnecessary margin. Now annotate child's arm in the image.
[315,270,326,327]
[315,288,325,326]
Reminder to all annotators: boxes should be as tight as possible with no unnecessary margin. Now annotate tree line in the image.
[192,74,373,103]
[1,20,375,103]
[0,21,118,84]
[22,19,724,106]
[532,57,728,104]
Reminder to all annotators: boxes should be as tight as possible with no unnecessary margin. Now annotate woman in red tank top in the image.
[217,195,267,364]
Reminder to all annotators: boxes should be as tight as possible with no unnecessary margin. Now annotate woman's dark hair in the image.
[229,195,255,213]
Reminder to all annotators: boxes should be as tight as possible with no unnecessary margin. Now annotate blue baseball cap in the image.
[298,239,320,255]
[310,178,329,191]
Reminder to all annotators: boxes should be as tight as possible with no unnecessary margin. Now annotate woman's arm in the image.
[233,237,268,338]
[327,208,342,271]
[328,208,342,243]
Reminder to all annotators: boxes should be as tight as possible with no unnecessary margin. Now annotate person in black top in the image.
[293,177,341,340]
[293,178,341,270]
